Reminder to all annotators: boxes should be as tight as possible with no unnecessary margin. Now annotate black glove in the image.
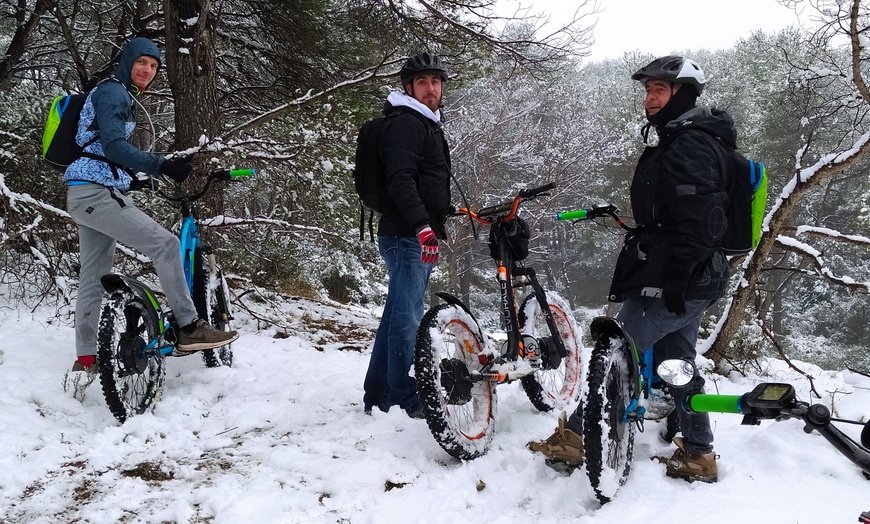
[160,158,192,183]
[662,269,692,315]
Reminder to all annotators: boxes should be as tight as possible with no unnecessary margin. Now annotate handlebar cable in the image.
[156,169,254,204]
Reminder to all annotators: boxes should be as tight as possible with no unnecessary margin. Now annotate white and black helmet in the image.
[631,56,707,95]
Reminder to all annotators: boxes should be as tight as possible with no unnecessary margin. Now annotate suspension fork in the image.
[624,343,647,427]
[496,257,523,361]
[490,221,527,361]
[516,266,568,360]
[179,214,200,293]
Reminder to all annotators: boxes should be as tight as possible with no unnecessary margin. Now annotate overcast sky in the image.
[511,0,810,61]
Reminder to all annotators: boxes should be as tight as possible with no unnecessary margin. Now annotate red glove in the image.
[417,226,439,264]
[76,355,96,368]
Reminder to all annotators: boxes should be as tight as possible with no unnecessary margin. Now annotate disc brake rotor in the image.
[439,358,474,405]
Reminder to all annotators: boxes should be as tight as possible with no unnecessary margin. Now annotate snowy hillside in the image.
[1,297,868,523]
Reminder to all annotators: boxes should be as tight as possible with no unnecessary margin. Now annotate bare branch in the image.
[222,57,398,139]
[848,0,870,103]
[774,235,870,293]
[760,322,823,398]
[792,225,870,246]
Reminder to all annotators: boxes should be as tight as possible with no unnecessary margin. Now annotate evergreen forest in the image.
[1,0,869,374]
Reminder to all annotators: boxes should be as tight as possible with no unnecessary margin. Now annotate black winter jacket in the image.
[608,107,734,303]
[377,98,452,239]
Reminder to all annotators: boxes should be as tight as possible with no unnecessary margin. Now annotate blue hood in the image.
[113,37,162,91]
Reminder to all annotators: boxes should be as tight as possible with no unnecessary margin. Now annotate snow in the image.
[1,298,869,523]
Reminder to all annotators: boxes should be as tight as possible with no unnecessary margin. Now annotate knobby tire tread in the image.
[517,292,583,412]
[415,303,495,460]
[97,290,165,423]
[583,335,635,504]
[195,250,233,368]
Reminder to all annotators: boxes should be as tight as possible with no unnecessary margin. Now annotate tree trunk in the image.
[709,140,870,359]
[0,0,48,90]
[163,0,223,214]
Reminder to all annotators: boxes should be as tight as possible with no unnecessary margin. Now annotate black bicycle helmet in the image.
[631,56,707,95]
[399,52,448,85]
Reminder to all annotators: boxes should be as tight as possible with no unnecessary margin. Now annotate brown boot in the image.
[175,319,239,353]
[528,412,584,467]
[664,437,718,483]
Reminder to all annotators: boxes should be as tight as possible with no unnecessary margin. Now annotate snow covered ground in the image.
[1,297,868,523]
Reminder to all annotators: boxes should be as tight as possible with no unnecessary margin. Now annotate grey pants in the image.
[67,184,198,357]
[568,295,715,454]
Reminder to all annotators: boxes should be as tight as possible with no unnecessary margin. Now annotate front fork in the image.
[589,316,646,428]
[102,273,174,361]
[496,261,569,367]
[518,266,569,369]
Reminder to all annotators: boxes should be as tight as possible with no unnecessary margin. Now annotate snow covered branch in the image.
[793,225,870,247]
[774,234,870,293]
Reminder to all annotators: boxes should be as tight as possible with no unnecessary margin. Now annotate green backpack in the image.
[42,79,122,172]
[721,150,768,255]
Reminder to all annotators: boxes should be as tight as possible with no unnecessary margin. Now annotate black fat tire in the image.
[193,248,233,368]
[583,334,635,504]
[518,291,584,412]
[97,289,166,423]
[415,303,496,460]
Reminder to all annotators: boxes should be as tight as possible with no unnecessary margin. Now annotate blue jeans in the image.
[568,295,715,454]
[363,236,433,414]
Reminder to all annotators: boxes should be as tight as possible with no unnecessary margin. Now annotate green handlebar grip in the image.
[689,394,743,414]
[557,209,588,221]
[229,168,255,178]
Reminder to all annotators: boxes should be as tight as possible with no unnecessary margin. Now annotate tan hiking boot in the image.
[664,436,718,483]
[528,411,584,467]
[176,319,239,353]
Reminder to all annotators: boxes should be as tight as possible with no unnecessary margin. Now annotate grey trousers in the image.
[568,295,715,454]
[67,184,198,357]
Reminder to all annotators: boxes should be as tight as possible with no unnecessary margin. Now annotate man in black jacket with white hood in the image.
[530,56,733,484]
[362,52,452,419]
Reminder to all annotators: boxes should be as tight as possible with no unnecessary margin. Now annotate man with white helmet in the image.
[530,56,734,483]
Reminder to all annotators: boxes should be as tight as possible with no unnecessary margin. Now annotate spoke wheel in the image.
[97,290,166,423]
[518,291,584,411]
[415,303,496,460]
[583,334,635,504]
[193,248,233,368]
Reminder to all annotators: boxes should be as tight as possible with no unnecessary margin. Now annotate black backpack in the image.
[42,92,98,172]
[691,131,769,255]
[667,129,769,256]
[354,115,392,214]
[354,111,419,240]
[719,146,768,255]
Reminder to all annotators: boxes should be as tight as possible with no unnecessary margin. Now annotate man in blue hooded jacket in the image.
[66,37,237,372]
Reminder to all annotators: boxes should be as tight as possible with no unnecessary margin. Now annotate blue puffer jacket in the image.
[64,37,165,190]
